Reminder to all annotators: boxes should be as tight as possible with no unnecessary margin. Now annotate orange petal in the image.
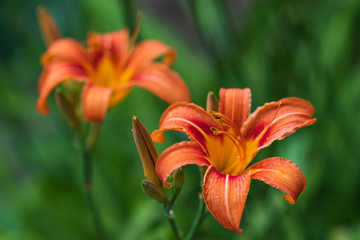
[37,62,87,114]
[130,63,190,103]
[203,166,251,234]
[219,88,251,129]
[108,87,132,108]
[42,39,90,68]
[248,157,306,204]
[37,6,62,46]
[151,102,222,150]
[156,142,209,187]
[81,83,113,122]
[87,30,129,66]
[127,40,176,71]
[242,97,316,155]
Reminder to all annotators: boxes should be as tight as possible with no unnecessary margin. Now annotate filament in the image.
[210,127,245,160]
[209,110,247,154]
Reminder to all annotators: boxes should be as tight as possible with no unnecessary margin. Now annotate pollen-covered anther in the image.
[210,127,220,135]
[209,110,222,118]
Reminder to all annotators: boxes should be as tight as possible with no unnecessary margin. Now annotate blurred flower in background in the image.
[36,9,190,122]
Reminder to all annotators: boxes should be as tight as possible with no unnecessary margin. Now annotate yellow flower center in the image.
[206,111,249,176]
[90,57,133,89]
[86,56,134,107]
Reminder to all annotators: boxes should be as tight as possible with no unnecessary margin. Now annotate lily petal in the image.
[82,83,113,122]
[156,141,209,187]
[151,102,221,151]
[130,63,190,104]
[87,30,129,66]
[242,97,316,157]
[37,62,87,114]
[127,40,176,71]
[108,87,133,108]
[41,39,90,68]
[219,88,251,129]
[248,157,306,204]
[203,166,251,234]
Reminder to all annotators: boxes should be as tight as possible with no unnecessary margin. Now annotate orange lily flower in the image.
[37,27,190,122]
[152,88,316,234]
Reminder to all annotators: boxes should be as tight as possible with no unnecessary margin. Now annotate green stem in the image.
[184,194,207,240]
[78,123,106,240]
[163,204,182,240]
[169,189,180,208]
[82,145,106,240]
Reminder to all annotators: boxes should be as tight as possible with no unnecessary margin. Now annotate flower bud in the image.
[54,89,80,129]
[206,91,218,111]
[141,180,169,204]
[172,168,185,193]
[132,116,160,186]
[37,6,61,46]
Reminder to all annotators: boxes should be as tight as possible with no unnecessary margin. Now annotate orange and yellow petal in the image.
[127,40,176,71]
[37,62,87,114]
[130,63,190,104]
[248,157,306,204]
[156,141,209,187]
[242,97,316,158]
[151,102,221,150]
[219,88,251,129]
[81,83,113,122]
[107,87,132,108]
[203,166,251,234]
[41,39,90,68]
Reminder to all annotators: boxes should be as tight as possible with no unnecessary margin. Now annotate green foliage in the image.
[0,0,360,239]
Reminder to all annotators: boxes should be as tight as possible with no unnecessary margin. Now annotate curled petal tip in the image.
[236,228,243,234]
[36,100,50,115]
[282,195,296,204]
[151,130,165,144]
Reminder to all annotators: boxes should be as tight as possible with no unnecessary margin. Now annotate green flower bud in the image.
[141,180,169,204]
[55,89,80,129]
[172,168,185,193]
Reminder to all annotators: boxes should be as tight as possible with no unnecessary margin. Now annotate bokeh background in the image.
[1,0,360,239]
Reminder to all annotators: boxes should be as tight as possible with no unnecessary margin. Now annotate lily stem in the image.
[82,146,106,240]
[163,204,182,240]
[184,194,207,240]
[80,123,106,240]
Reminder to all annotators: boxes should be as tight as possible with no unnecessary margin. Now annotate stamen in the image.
[210,127,220,135]
[128,11,142,52]
[210,127,245,160]
[242,102,282,170]
[256,101,281,142]
[209,110,247,154]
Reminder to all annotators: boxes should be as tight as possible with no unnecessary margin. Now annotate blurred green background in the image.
[1,0,360,239]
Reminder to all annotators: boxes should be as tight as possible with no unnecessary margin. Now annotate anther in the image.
[210,127,219,135]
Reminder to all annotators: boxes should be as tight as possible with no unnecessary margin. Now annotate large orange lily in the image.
[37,28,190,122]
[152,88,316,234]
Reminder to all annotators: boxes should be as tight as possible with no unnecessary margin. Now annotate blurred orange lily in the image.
[152,88,316,234]
[37,22,190,122]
